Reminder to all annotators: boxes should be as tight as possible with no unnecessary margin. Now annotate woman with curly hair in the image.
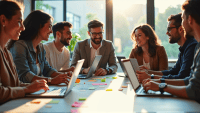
[129,24,168,71]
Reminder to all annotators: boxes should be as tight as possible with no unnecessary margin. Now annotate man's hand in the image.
[139,65,149,71]
[51,73,71,85]
[24,79,49,94]
[95,68,107,76]
[143,80,160,92]
[136,71,150,83]
[82,67,90,74]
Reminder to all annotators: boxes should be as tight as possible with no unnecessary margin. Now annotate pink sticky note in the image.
[72,102,83,107]
[92,83,107,85]
[71,109,78,113]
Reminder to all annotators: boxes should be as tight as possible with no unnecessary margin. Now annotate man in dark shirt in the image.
[137,13,197,82]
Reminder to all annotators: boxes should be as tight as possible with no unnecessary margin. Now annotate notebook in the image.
[117,56,127,77]
[78,55,102,79]
[26,59,85,98]
[121,59,172,96]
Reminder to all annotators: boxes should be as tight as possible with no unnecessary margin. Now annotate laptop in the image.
[78,55,102,79]
[130,58,140,72]
[121,59,172,96]
[26,59,85,98]
[117,56,128,77]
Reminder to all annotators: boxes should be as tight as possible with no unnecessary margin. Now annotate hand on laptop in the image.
[136,71,150,83]
[51,74,71,85]
[142,79,159,92]
[82,67,90,74]
[95,68,107,76]
[139,65,148,72]
[23,79,49,94]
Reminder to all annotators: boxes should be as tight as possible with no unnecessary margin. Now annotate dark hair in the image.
[52,21,73,39]
[182,0,200,25]
[7,10,53,49]
[131,24,161,57]
[88,20,104,32]
[167,13,182,27]
[0,0,24,32]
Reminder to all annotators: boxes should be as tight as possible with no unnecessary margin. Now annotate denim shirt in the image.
[9,40,57,83]
[162,37,197,79]
[185,42,200,100]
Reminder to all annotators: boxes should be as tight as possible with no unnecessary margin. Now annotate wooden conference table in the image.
[0,72,200,113]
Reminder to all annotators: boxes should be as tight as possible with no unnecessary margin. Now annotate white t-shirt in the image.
[44,41,70,71]
[90,40,102,66]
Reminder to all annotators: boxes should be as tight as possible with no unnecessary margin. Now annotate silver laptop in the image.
[78,55,102,79]
[130,58,140,72]
[121,59,172,96]
[117,56,128,77]
[26,59,85,98]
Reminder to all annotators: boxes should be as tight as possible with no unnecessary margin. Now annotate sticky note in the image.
[99,86,105,88]
[118,88,123,91]
[89,87,96,90]
[72,102,83,107]
[88,80,97,82]
[92,78,102,79]
[112,77,117,79]
[106,77,111,78]
[71,109,78,113]
[45,105,52,108]
[106,89,112,91]
[30,101,41,104]
[75,83,79,85]
[79,98,86,101]
[92,83,107,85]
[101,79,106,82]
[75,79,80,83]
[48,100,60,104]
[121,86,128,88]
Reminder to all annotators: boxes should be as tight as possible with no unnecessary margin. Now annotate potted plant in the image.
[68,33,81,58]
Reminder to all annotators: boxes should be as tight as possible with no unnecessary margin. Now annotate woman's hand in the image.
[24,79,49,94]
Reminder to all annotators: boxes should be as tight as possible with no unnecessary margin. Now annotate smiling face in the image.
[4,10,25,40]
[166,19,181,44]
[134,29,149,47]
[39,19,53,41]
[60,26,72,46]
[88,27,103,45]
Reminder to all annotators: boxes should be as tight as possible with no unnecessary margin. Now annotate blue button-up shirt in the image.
[10,40,57,83]
[162,37,197,79]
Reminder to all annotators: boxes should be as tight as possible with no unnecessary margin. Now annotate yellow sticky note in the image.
[106,89,112,91]
[88,80,97,82]
[112,77,117,79]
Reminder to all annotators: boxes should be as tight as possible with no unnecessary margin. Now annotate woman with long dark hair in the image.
[0,0,49,104]
[8,10,71,85]
[129,24,168,71]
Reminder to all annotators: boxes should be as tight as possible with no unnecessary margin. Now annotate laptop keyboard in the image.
[47,88,67,94]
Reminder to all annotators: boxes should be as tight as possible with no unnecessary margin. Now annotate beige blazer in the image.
[0,46,28,104]
[129,46,168,71]
[71,39,118,73]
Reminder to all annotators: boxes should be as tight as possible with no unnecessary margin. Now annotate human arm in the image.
[143,80,188,98]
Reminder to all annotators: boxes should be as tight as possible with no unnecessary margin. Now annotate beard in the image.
[91,37,102,44]
[169,36,181,44]
[60,34,70,46]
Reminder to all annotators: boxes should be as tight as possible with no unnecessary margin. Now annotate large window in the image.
[155,0,186,59]
[113,0,147,58]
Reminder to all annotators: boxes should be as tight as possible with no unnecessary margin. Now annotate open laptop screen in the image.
[123,61,140,89]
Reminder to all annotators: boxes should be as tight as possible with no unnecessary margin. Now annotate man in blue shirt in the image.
[137,13,197,82]
[142,0,200,101]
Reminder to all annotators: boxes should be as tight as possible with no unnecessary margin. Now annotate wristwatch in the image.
[160,78,165,83]
[48,78,52,84]
[151,74,155,79]
[159,83,167,94]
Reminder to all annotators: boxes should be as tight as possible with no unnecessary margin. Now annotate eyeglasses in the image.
[90,32,104,37]
[167,26,180,32]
